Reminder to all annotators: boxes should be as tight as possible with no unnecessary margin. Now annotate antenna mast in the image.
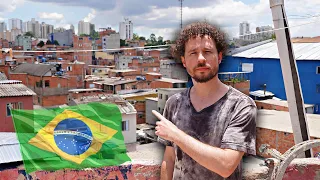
[179,0,183,28]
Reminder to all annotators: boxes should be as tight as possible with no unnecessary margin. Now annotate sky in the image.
[0,0,319,40]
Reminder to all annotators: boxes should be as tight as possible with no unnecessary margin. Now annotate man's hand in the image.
[152,110,181,142]
[161,161,168,180]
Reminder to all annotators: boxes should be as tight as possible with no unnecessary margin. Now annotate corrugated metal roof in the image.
[0,133,22,164]
[0,73,8,81]
[233,42,320,60]
[0,83,36,97]
[11,63,55,76]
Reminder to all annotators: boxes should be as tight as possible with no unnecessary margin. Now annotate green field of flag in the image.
[12,102,131,174]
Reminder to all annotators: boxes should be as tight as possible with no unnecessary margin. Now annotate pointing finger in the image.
[152,110,167,121]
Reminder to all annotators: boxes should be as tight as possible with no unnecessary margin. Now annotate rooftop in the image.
[11,63,55,76]
[256,99,314,108]
[157,88,187,92]
[119,89,157,99]
[154,78,187,84]
[0,81,36,97]
[68,88,102,93]
[0,132,21,164]
[233,42,320,60]
[0,73,8,81]
[94,77,137,86]
[109,69,137,73]
[250,90,275,98]
[257,109,320,138]
[145,97,159,102]
[70,94,137,114]
[146,72,162,76]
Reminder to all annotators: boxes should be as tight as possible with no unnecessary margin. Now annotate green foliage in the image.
[46,40,52,45]
[139,36,146,40]
[80,34,89,37]
[24,31,34,38]
[133,33,139,40]
[272,33,276,40]
[120,39,128,46]
[37,41,45,47]
[53,40,59,46]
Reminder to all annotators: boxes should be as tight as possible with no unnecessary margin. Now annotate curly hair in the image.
[173,21,228,60]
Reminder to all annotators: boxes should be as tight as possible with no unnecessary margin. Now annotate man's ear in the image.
[181,56,186,67]
[218,52,223,64]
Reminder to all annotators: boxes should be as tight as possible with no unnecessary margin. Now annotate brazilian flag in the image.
[12,102,131,174]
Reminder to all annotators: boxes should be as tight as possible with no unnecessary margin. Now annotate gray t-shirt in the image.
[160,86,257,180]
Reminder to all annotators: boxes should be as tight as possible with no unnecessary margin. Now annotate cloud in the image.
[0,0,24,13]
[38,12,64,20]
[83,9,96,22]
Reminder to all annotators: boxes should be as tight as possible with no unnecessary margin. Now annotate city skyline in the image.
[0,0,319,40]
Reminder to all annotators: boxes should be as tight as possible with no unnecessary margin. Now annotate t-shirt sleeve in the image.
[220,104,257,155]
[157,96,175,147]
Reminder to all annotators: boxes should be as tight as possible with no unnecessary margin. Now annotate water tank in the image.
[41,58,46,62]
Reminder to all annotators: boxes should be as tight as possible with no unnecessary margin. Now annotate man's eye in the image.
[190,52,196,55]
[205,51,212,53]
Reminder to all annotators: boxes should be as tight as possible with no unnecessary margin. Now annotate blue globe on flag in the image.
[54,118,93,155]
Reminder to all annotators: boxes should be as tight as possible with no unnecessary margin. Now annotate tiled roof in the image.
[0,81,36,97]
[0,73,8,80]
[11,63,55,76]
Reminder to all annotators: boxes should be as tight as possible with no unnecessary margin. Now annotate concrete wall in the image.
[145,99,158,125]
[157,88,186,114]
[102,33,120,50]
[49,30,73,46]
[121,113,137,144]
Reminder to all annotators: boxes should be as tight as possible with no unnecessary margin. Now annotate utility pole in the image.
[179,0,183,28]
[269,0,312,158]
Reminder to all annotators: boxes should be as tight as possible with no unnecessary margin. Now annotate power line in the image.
[12,44,170,53]
[238,18,320,37]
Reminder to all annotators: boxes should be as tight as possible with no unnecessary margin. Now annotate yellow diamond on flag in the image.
[28,110,118,164]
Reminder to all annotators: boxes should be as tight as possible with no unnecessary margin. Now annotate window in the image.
[138,114,143,119]
[67,66,72,71]
[57,83,61,88]
[144,68,148,72]
[165,95,169,101]
[132,85,137,89]
[317,66,320,74]
[45,80,50,88]
[121,84,125,90]
[36,81,42,87]
[159,94,162,99]
[6,102,23,116]
[122,121,129,131]
[317,84,320,93]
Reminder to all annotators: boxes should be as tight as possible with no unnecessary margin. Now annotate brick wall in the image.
[151,81,173,89]
[255,101,289,111]
[223,80,250,95]
[73,36,92,66]
[135,101,146,124]
[42,95,68,107]
[256,128,320,158]
[0,96,34,132]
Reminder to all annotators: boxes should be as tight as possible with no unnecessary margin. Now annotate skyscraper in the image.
[78,21,91,35]
[0,22,7,33]
[239,21,250,37]
[70,24,75,33]
[41,22,48,39]
[119,18,133,40]
[8,18,22,30]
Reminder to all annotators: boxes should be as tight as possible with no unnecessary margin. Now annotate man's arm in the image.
[174,130,244,178]
[161,146,175,180]
[153,110,245,178]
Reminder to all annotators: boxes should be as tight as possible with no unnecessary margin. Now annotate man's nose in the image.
[198,52,206,63]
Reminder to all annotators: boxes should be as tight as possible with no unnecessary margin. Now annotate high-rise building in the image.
[25,18,41,38]
[22,22,28,33]
[8,18,22,30]
[90,23,95,35]
[11,28,22,40]
[70,24,75,33]
[0,22,7,33]
[78,21,91,35]
[239,21,250,37]
[119,18,133,40]
[47,25,54,34]
[41,22,47,39]
[54,27,66,33]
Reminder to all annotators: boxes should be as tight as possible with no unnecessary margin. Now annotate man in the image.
[152,22,257,180]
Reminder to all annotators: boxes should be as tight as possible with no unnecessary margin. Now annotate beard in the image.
[187,62,218,83]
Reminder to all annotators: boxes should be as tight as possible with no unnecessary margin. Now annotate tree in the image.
[133,33,140,40]
[157,36,164,45]
[120,39,128,46]
[90,30,99,40]
[139,36,146,40]
[80,34,89,37]
[24,31,34,38]
[46,40,52,45]
[271,33,276,40]
[37,41,45,47]
[54,40,60,46]
[150,33,157,45]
